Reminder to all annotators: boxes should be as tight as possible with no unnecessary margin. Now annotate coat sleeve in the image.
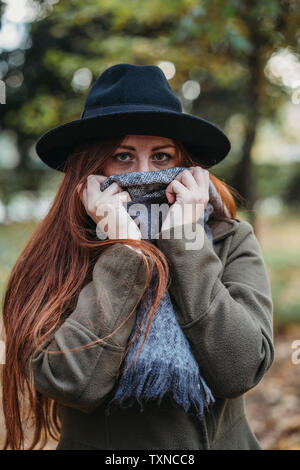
[156,219,274,399]
[27,243,149,413]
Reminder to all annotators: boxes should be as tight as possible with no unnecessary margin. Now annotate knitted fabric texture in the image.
[99,167,229,421]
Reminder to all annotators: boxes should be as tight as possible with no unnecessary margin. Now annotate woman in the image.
[1,64,274,450]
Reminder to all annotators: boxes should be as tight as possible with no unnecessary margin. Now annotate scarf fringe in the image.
[105,359,215,421]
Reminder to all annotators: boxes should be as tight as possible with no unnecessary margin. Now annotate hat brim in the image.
[35,110,231,171]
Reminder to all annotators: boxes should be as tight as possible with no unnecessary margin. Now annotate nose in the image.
[135,158,153,173]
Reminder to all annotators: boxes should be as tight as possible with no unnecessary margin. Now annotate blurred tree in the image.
[164,0,300,227]
[285,162,300,210]
[0,0,299,226]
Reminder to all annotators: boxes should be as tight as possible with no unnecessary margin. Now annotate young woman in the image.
[1,64,274,450]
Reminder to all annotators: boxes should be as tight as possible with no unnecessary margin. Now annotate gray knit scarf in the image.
[99,167,229,421]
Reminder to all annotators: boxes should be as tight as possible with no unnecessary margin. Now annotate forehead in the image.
[120,135,175,146]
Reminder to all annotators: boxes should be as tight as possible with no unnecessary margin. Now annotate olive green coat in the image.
[29,217,274,450]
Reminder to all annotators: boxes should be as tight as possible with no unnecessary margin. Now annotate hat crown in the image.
[36,62,231,172]
[81,63,182,118]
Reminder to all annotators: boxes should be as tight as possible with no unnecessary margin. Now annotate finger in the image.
[199,169,210,194]
[194,166,209,185]
[82,187,88,208]
[102,181,123,195]
[92,175,108,183]
[114,191,132,203]
[88,175,123,196]
[91,174,109,190]
[86,175,102,207]
[89,174,124,195]
[174,169,198,191]
[188,167,202,186]
[165,179,189,203]
[189,167,210,193]
[164,180,177,203]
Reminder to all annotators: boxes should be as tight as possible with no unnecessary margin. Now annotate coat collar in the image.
[208,217,239,243]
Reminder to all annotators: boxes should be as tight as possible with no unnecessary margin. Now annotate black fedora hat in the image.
[35,63,231,172]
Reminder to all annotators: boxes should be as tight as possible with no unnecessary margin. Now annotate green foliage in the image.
[0,0,299,210]
[254,162,300,203]
[1,0,298,143]
[5,94,61,134]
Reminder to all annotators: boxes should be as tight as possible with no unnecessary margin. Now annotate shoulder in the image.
[224,218,264,263]
[209,217,264,262]
[231,218,255,243]
[208,216,254,244]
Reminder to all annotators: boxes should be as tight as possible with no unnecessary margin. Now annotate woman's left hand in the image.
[161,166,210,232]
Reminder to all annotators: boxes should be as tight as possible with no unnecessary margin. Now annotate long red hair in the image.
[1,136,243,449]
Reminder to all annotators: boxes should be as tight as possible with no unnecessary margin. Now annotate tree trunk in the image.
[234,118,257,229]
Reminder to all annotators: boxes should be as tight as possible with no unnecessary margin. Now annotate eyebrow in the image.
[118,144,176,151]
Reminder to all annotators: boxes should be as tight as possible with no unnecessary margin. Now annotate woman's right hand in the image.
[76,175,142,240]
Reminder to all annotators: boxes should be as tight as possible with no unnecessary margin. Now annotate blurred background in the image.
[0,0,300,450]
